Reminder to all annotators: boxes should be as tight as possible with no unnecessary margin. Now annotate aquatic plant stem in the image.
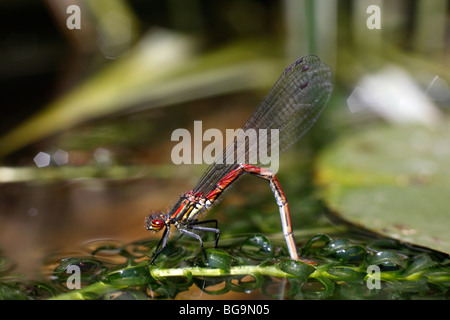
[50,264,302,300]
[50,282,128,300]
[150,265,295,280]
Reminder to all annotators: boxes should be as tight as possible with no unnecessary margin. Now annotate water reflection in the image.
[0,176,158,279]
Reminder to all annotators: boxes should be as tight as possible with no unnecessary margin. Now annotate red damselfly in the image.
[146,55,332,265]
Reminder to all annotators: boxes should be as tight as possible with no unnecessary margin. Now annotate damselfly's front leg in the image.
[150,226,171,264]
[207,164,314,264]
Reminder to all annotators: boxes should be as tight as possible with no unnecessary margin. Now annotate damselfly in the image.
[146,55,332,265]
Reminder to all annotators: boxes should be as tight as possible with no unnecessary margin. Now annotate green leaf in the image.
[368,250,408,271]
[325,266,365,282]
[402,254,438,277]
[204,249,233,270]
[240,234,273,258]
[324,239,366,262]
[316,120,450,254]
[102,263,151,287]
[278,260,315,282]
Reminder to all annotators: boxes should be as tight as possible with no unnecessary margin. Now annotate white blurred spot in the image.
[93,147,111,164]
[53,149,69,165]
[426,76,450,102]
[33,152,51,168]
[347,67,442,127]
[136,29,195,69]
[27,207,38,217]
[347,87,370,113]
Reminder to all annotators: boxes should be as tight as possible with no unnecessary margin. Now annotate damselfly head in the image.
[145,212,166,232]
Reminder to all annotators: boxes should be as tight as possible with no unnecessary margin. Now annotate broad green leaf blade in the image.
[316,120,450,254]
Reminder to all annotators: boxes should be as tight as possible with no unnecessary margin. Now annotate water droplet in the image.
[93,147,111,164]
[53,149,69,165]
[33,152,50,167]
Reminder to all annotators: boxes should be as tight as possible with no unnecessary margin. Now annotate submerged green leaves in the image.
[44,233,449,299]
[1,233,448,300]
